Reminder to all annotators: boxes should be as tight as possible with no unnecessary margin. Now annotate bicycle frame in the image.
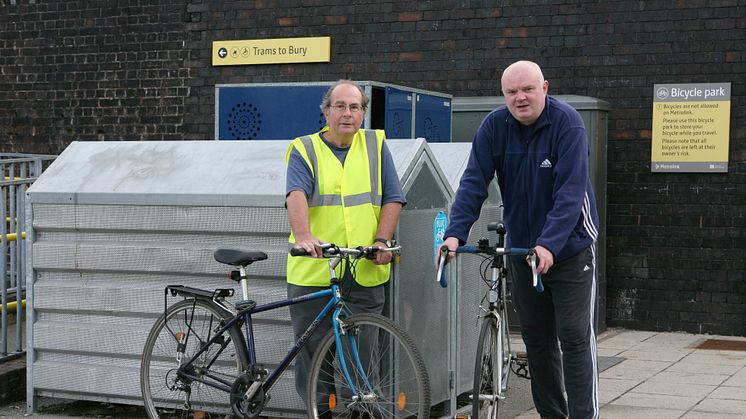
[167,252,365,406]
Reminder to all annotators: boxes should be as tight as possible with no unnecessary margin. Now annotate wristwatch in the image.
[374,238,394,248]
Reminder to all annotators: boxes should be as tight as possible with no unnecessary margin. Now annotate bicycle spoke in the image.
[141,299,248,418]
[308,313,430,418]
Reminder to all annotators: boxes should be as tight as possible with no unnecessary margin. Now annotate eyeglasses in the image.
[329,103,365,114]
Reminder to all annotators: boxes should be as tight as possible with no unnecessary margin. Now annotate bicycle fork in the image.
[477,262,509,403]
[333,308,377,407]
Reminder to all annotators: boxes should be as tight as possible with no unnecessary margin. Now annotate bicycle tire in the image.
[307,313,431,418]
[141,298,249,419]
[472,313,510,419]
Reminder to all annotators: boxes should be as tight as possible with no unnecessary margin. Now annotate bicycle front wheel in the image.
[141,298,249,419]
[307,313,431,418]
[472,313,510,419]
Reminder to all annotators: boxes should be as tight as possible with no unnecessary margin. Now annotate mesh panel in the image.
[32,204,290,234]
[402,163,448,210]
[30,201,304,415]
[396,209,451,404]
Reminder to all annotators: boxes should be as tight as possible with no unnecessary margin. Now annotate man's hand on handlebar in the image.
[532,245,554,274]
[292,232,323,258]
[436,237,460,267]
[371,240,394,265]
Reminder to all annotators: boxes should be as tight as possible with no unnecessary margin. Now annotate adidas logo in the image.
[583,265,591,272]
[540,159,552,168]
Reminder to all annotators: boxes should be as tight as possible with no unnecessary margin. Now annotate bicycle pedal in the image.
[514,351,528,360]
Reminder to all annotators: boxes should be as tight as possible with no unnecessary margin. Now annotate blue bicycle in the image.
[436,222,541,419]
[140,243,430,418]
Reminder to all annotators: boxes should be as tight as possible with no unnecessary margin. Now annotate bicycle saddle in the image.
[214,248,268,266]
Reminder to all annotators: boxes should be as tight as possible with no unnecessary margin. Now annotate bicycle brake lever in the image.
[436,245,449,288]
[528,252,544,292]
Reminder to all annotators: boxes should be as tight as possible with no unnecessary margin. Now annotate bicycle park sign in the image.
[651,82,731,173]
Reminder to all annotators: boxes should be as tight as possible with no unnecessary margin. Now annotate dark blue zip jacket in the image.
[445,96,599,262]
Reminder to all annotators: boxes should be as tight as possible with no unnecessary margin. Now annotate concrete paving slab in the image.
[707,385,746,401]
[668,361,745,376]
[632,380,715,398]
[646,370,730,386]
[720,365,746,387]
[680,412,745,419]
[599,359,671,381]
[609,391,702,411]
[683,351,746,365]
[617,348,691,362]
[599,404,686,419]
[598,378,639,404]
[691,398,746,415]
[596,330,657,350]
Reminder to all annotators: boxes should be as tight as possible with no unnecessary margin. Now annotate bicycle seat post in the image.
[239,265,250,301]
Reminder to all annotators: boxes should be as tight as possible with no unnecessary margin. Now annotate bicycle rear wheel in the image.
[472,313,510,419]
[307,313,431,418]
[141,298,249,419]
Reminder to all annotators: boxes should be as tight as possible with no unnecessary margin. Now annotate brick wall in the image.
[0,1,191,153]
[2,0,744,335]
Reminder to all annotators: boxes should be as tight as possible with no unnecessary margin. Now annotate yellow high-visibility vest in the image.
[286,128,390,287]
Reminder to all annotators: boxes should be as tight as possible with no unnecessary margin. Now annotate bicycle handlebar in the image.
[290,242,402,259]
[436,244,544,292]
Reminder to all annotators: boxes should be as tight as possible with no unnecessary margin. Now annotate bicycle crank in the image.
[230,374,267,419]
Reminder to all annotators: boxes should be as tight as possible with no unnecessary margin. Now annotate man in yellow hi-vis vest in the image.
[285,80,406,409]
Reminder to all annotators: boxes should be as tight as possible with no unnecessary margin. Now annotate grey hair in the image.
[319,80,370,113]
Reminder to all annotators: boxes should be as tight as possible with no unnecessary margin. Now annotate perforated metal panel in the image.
[28,202,300,413]
[387,139,453,409]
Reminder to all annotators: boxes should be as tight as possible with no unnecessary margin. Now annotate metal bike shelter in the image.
[428,142,507,404]
[25,139,455,417]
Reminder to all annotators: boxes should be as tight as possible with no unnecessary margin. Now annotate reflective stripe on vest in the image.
[300,130,382,208]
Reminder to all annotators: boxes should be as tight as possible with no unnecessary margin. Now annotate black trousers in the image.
[509,245,599,419]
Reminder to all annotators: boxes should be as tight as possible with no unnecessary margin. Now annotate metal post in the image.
[1,184,7,356]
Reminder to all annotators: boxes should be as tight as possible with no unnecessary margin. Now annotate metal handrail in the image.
[1,153,56,361]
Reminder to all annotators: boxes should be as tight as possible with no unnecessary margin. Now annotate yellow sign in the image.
[212,37,330,66]
[651,83,731,172]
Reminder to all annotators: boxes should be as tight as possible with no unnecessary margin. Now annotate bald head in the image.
[500,61,549,125]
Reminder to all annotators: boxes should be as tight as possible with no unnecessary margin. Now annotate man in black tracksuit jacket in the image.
[441,60,600,419]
